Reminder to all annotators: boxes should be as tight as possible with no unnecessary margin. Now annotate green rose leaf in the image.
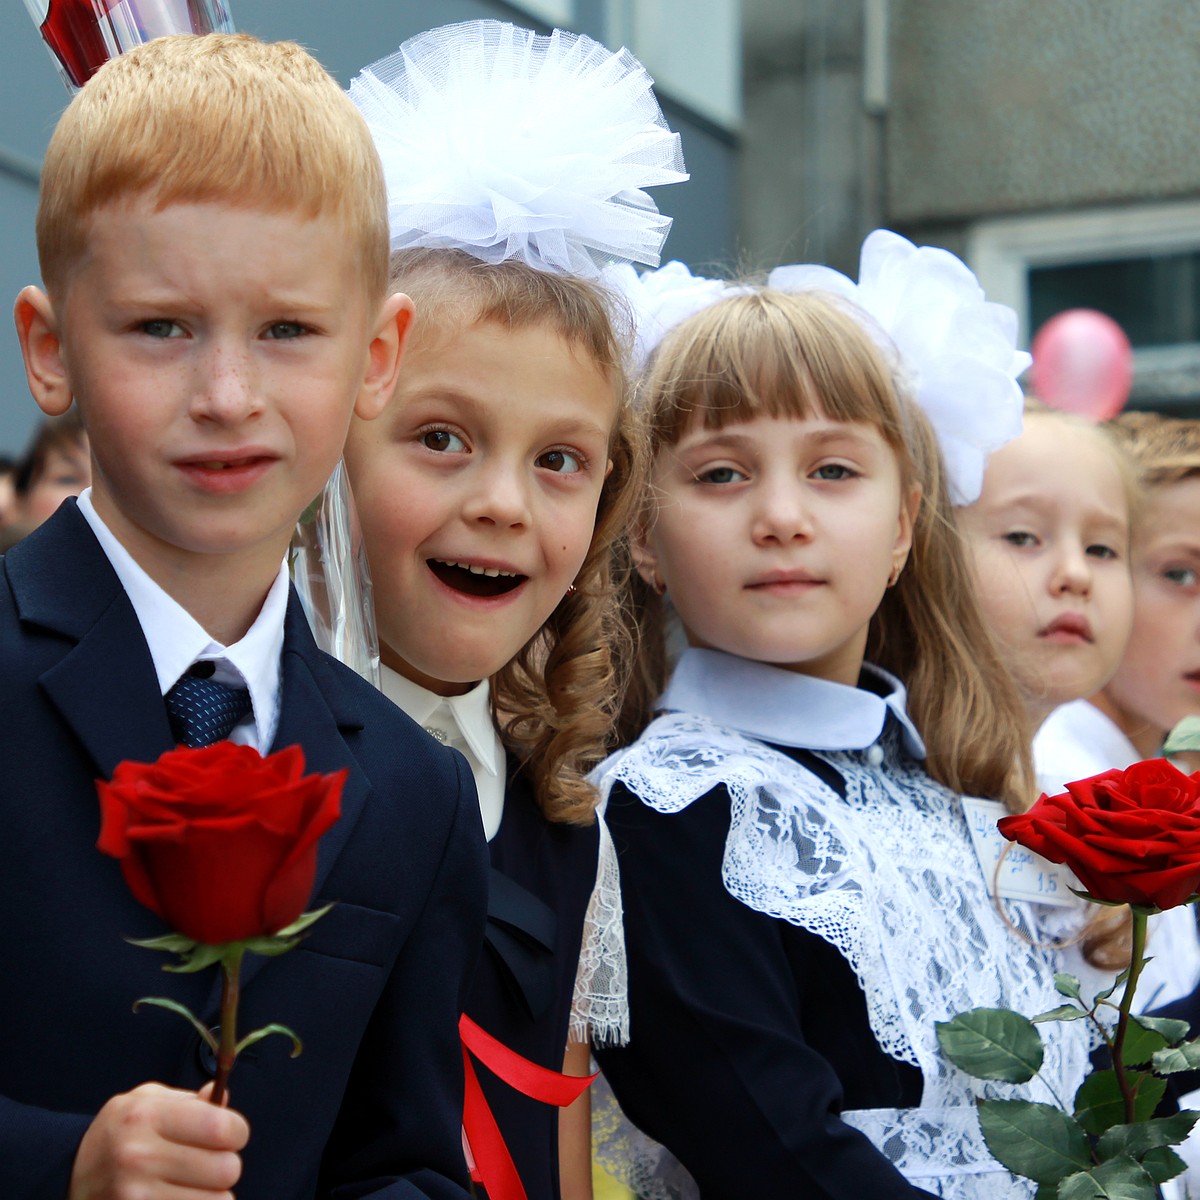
[132,996,216,1049]
[1136,1146,1187,1185]
[238,935,300,958]
[935,1008,1043,1083]
[1056,1157,1158,1200]
[977,1099,1090,1185]
[1054,973,1083,1000]
[1075,1071,1166,1135]
[235,1022,303,1059]
[1129,1014,1191,1047]
[1119,1022,1169,1068]
[1152,1039,1200,1075]
[163,942,227,974]
[1097,1112,1200,1162]
[1033,1005,1090,1024]
[274,904,334,939]
[1094,968,1133,1005]
[1164,715,1200,753]
[126,932,198,955]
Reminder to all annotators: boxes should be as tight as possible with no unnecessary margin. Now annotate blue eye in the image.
[697,466,746,485]
[537,449,583,474]
[140,319,182,338]
[422,430,467,453]
[264,322,308,340]
[812,463,855,481]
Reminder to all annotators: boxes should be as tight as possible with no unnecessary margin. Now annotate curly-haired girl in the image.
[343,20,685,1200]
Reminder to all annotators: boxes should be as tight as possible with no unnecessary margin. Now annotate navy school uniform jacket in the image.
[597,764,934,1200]
[469,766,599,1200]
[0,501,489,1200]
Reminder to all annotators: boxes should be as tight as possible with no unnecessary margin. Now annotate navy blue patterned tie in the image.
[165,668,253,748]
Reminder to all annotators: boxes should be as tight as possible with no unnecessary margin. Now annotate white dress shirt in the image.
[76,489,288,751]
[380,665,506,840]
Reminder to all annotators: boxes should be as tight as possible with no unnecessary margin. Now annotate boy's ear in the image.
[354,291,414,421]
[14,286,74,417]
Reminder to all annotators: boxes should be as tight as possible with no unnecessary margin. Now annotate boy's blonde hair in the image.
[623,288,1033,812]
[37,33,389,301]
[1108,410,1200,490]
[388,248,644,826]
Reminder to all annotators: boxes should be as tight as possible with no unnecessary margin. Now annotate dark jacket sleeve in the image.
[317,747,489,1200]
[596,780,935,1200]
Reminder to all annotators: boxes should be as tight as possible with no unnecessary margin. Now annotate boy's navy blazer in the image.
[0,502,488,1200]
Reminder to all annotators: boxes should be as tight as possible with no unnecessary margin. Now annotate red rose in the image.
[97,742,345,946]
[998,759,1200,910]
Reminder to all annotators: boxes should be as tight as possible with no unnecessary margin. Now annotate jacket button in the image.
[196,1029,220,1076]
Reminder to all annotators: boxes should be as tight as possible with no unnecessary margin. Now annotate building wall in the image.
[740,0,1200,409]
[888,1,1200,228]
[0,0,737,454]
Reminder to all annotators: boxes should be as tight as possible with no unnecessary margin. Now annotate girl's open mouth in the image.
[428,559,526,598]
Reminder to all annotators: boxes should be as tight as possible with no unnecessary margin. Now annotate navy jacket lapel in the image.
[7,503,174,779]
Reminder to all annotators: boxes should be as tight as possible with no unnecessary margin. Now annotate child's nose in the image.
[190,346,260,424]
[463,462,531,529]
[751,483,812,544]
[1051,543,1092,596]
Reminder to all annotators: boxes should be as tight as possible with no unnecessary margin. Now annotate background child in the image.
[0,407,91,549]
[343,21,684,1200]
[2,33,486,1200]
[1068,412,1200,767]
[593,240,1088,1198]
[958,402,1134,736]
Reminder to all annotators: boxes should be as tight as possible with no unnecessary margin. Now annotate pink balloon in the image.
[1030,309,1133,421]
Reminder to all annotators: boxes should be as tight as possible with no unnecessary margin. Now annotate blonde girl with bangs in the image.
[341,22,686,1200]
[591,235,1092,1199]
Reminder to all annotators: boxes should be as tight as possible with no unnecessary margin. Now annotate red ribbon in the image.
[459,1013,597,1200]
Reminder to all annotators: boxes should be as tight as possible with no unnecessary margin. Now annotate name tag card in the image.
[961,797,1080,908]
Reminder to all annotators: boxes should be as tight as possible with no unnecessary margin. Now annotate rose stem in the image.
[1110,907,1148,1125]
[210,947,245,1108]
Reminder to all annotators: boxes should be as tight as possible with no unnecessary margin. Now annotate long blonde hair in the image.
[622,288,1032,810]
[390,249,645,824]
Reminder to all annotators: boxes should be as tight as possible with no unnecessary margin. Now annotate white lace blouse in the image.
[593,648,1094,1199]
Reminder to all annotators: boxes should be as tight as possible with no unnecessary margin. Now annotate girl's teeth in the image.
[439,559,515,578]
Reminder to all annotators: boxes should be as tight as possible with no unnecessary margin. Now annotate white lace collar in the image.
[660,648,926,760]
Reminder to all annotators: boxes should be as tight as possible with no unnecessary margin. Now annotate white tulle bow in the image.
[769,230,1028,505]
[602,261,745,370]
[348,20,687,278]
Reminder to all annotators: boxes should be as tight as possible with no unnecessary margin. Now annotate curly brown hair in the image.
[388,249,646,824]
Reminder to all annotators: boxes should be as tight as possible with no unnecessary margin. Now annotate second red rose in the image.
[998,758,1200,911]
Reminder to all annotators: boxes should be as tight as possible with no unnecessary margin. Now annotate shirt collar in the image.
[379,666,505,778]
[660,647,926,759]
[76,488,287,751]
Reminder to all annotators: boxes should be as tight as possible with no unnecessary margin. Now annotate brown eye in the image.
[536,449,582,474]
[422,430,463,452]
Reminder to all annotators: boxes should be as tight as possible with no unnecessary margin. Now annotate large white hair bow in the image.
[348,20,688,278]
[770,230,1028,504]
[607,232,1027,504]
